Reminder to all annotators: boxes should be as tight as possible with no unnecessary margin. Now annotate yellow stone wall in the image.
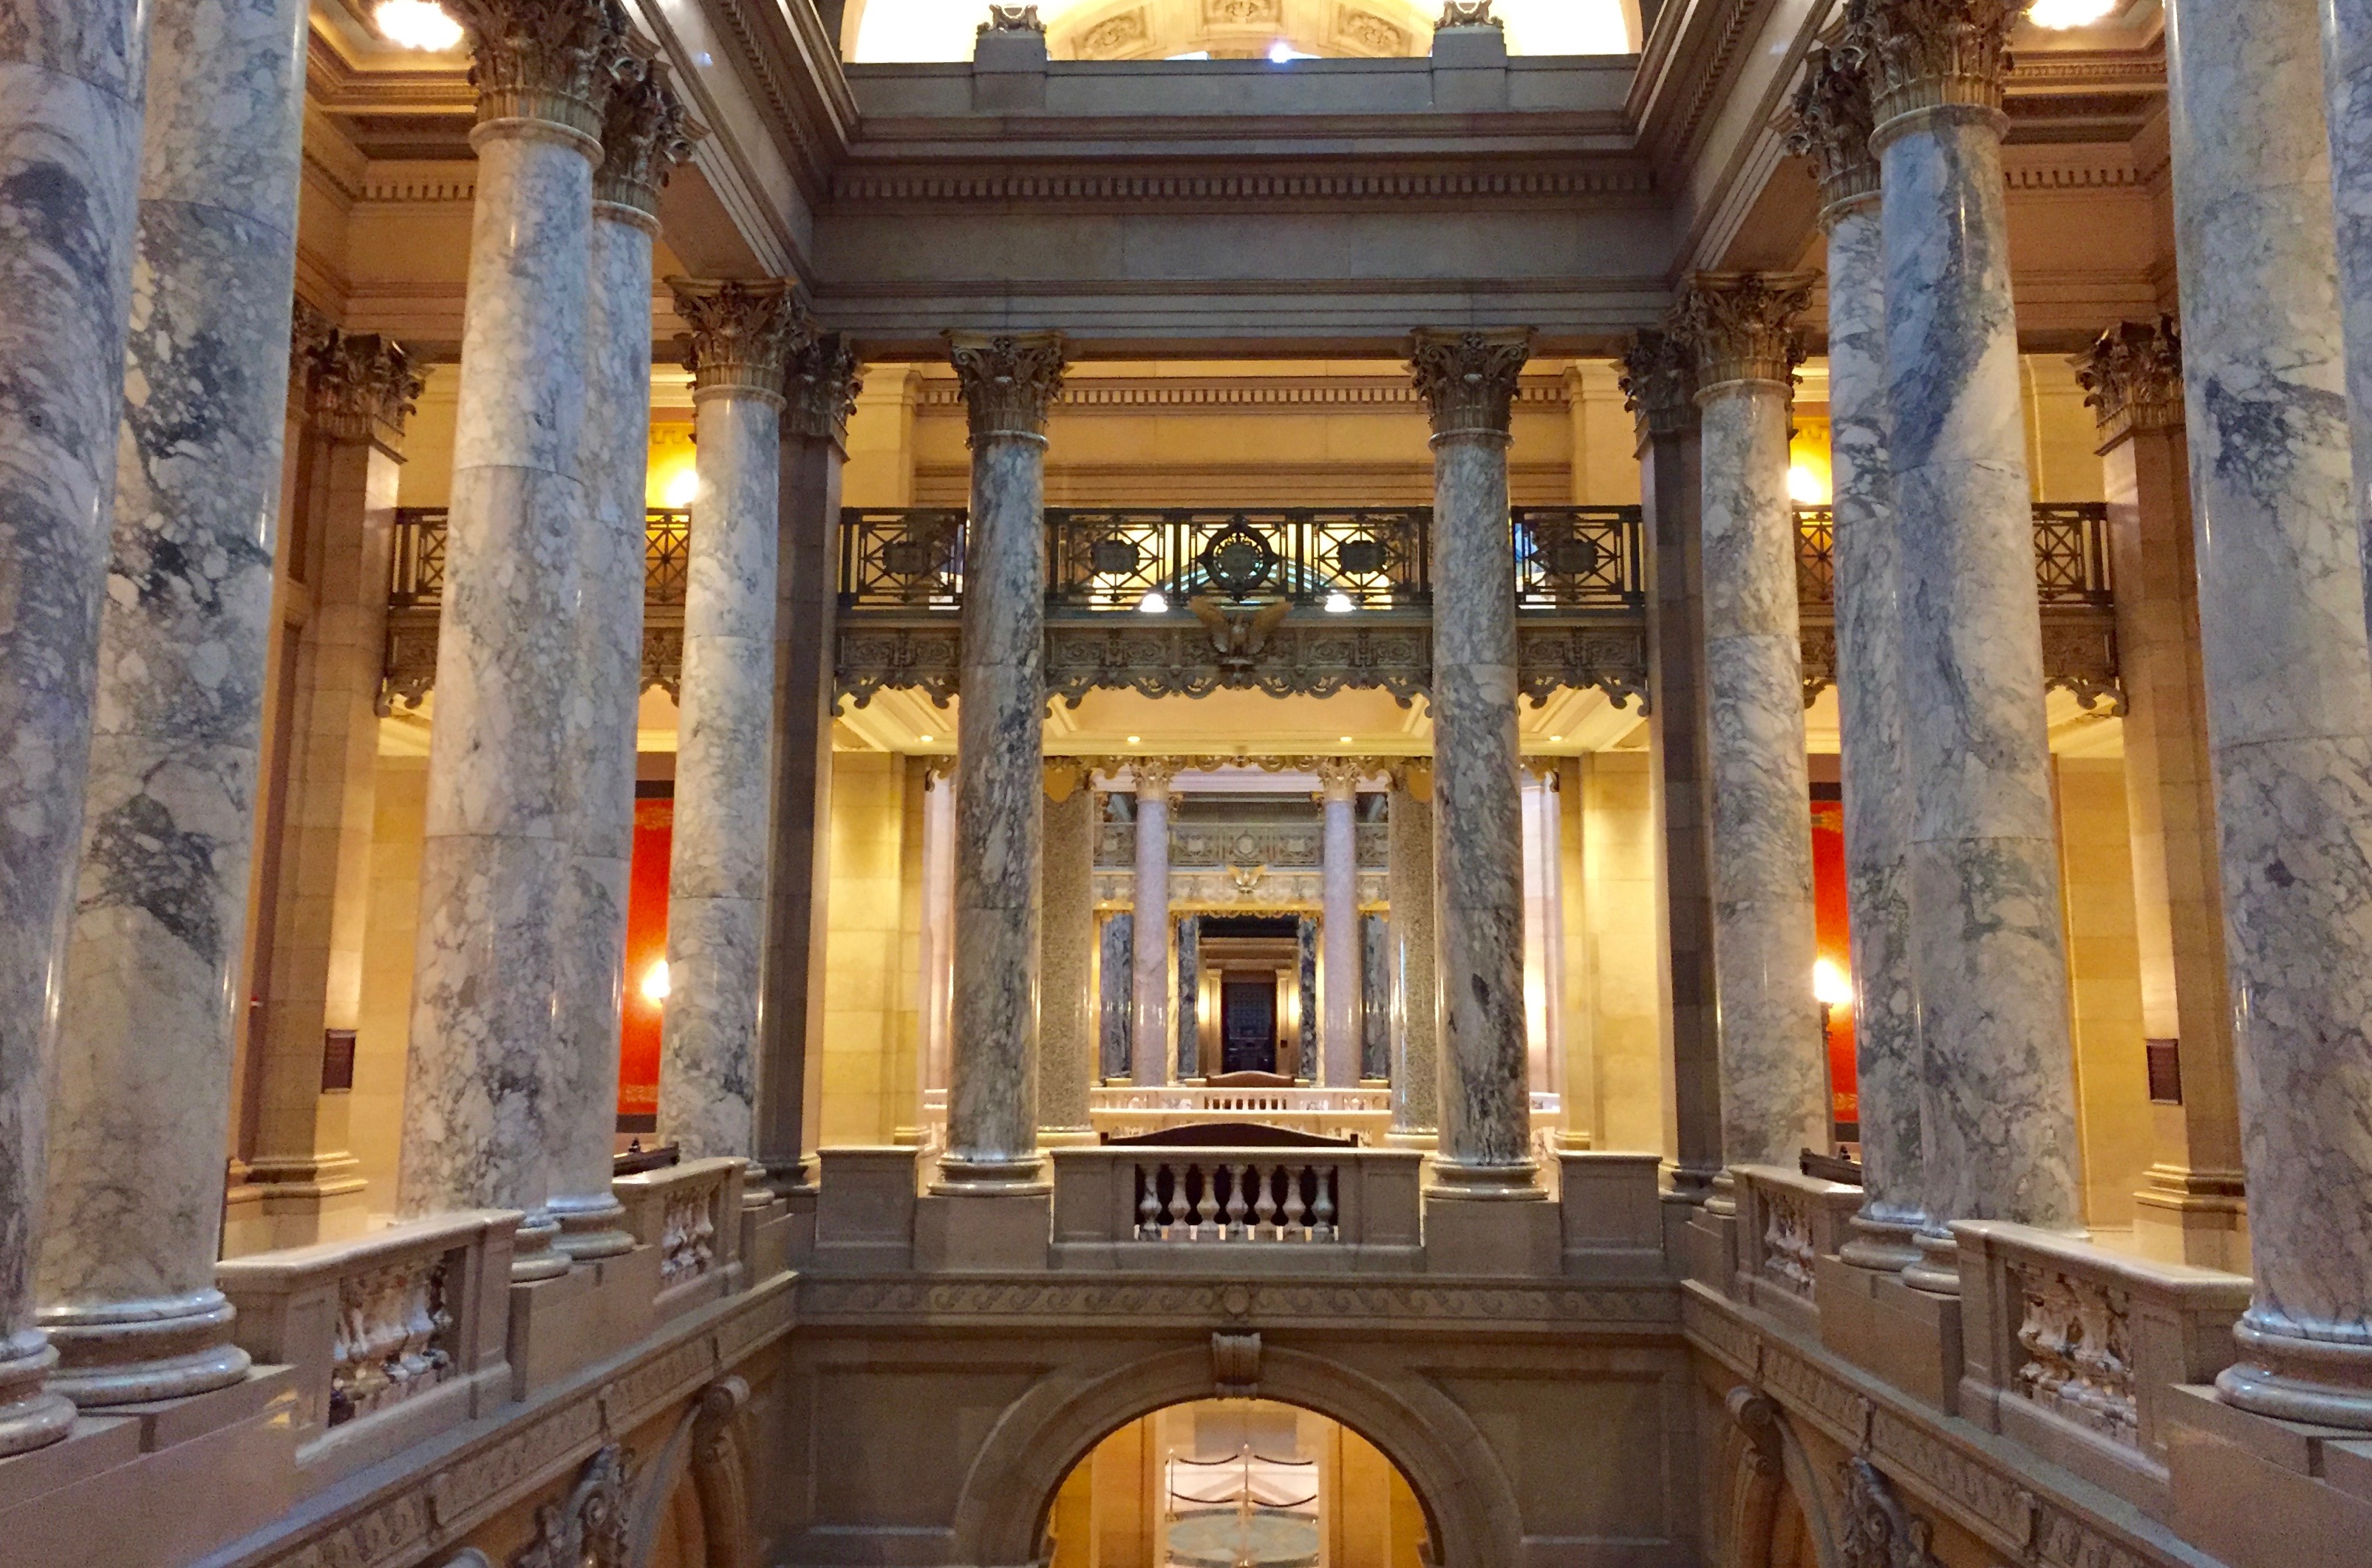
[820,751,921,1146]
[2055,754,2155,1235]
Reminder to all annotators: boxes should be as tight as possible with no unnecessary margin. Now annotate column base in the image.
[1425,1157,1544,1200]
[39,1290,252,1408]
[930,1152,1051,1195]
[508,1214,572,1282]
[2215,1318,2372,1432]
[0,1334,74,1457]
[1901,1229,1963,1296]
[1838,1207,1925,1273]
[547,1191,638,1262]
[1704,1168,1738,1218]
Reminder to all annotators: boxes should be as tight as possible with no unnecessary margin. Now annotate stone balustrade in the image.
[613,1157,747,1319]
[1954,1221,2252,1518]
[214,1210,519,1483]
[1732,1164,1862,1332]
[1052,1146,1425,1270]
[1088,1085,1392,1142]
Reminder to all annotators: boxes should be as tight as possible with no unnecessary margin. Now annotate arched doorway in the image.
[1042,1398,1431,1567]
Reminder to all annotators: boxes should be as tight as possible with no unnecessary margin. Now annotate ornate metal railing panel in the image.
[1513,506,1646,611]
[839,508,967,610]
[1046,508,1433,611]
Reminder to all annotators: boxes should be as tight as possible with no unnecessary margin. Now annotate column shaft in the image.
[1130,763,1174,1086]
[1318,760,1364,1088]
[2322,0,2372,640]
[2169,0,2372,1429]
[1411,329,1539,1194]
[0,0,148,1456]
[1039,771,1096,1135]
[397,0,612,1284]
[1866,1,2082,1276]
[1386,775,1439,1138]
[38,0,304,1402]
[939,332,1067,1187]
[660,280,800,1165]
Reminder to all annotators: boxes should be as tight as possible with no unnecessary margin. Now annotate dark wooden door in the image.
[1220,975,1278,1075]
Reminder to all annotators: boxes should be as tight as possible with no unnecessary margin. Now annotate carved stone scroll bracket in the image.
[1213,1331,1262,1401]
[513,1444,634,1568]
[1728,1386,1786,1480]
[1838,1456,1943,1568]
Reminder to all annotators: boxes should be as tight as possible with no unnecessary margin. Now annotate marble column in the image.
[2071,319,2246,1269]
[1666,273,1827,1187]
[1864,0,2082,1285]
[758,331,860,1185]
[659,279,803,1165]
[1130,758,1177,1087]
[1039,766,1097,1138]
[397,0,614,1283]
[1317,757,1365,1088]
[2168,0,2372,1429]
[1618,333,1724,1203]
[0,0,149,1454]
[1411,328,1540,1197]
[2320,0,2372,643]
[547,59,692,1260]
[1785,40,1926,1271]
[242,318,424,1248]
[938,331,1068,1189]
[37,0,305,1405]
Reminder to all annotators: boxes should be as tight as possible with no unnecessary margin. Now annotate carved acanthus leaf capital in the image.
[292,308,426,445]
[947,331,1070,441]
[1130,756,1182,795]
[1855,0,2020,132]
[783,332,864,446]
[1408,327,1533,441]
[1618,330,1698,436]
[1667,273,1814,394]
[669,279,811,403]
[596,55,701,223]
[1781,38,1881,217]
[449,0,621,143]
[2073,316,2184,442]
[980,4,1045,34]
[1313,755,1368,797]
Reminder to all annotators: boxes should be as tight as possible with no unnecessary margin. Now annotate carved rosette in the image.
[595,56,699,227]
[293,310,426,446]
[1408,327,1533,443]
[1618,330,1698,437]
[947,330,1070,442]
[669,279,811,404]
[448,0,621,143]
[1666,273,1815,394]
[1855,0,2020,134]
[1782,38,1881,219]
[2073,316,2184,444]
[783,332,864,446]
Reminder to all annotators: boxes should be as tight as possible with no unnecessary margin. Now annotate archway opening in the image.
[1042,1398,1434,1567]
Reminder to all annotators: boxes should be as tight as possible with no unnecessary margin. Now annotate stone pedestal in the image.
[1386,771,1439,1139]
[1410,328,1540,1200]
[1318,758,1364,1089]
[39,0,307,1405]
[938,332,1068,1191]
[1129,760,1175,1087]
[1039,768,1096,1138]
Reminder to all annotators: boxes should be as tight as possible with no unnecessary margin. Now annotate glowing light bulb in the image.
[1338,736,1354,745]
[2027,0,2116,27]
[1813,958,1853,1009]
[1138,590,1168,614]
[640,958,671,1003]
[661,466,699,508]
[375,0,463,50]
[918,733,934,743]
[1324,591,1355,613]
[1549,734,1564,743]
[1127,735,1142,744]
[1787,463,1830,505]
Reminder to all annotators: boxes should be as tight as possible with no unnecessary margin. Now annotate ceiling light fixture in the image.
[1138,590,1168,614]
[1324,590,1355,613]
[375,0,463,51]
[2026,0,2116,28]
[1127,734,1142,744]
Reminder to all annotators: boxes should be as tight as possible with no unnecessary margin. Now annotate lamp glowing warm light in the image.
[661,466,699,508]
[1337,736,1354,745]
[1138,590,1168,614]
[1127,734,1142,744]
[1324,591,1355,613]
[2027,0,2116,28]
[1813,958,1853,1009]
[375,0,463,50]
[918,733,934,743]
[1549,734,1564,743]
[640,958,671,1003]
[1787,463,1831,505]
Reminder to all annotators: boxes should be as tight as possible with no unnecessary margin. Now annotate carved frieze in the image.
[1667,272,1815,391]
[1074,8,1148,55]
[669,279,810,402]
[330,1257,457,1428]
[2039,616,2124,715]
[1516,623,1650,712]
[1336,7,1408,54]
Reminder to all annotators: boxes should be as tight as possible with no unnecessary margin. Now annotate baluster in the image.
[1253,1164,1278,1237]
[1225,1164,1251,1238]
[1282,1168,1308,1239]
[1160,1161,1185,1238]
[1312,1166,1337,1241]
[1138,1165,1159,1240]
[1195,1162,1220,1238]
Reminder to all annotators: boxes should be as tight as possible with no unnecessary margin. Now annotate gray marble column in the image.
[1864,0,2082,1286]
[1039,768,1096,1137]
[1666,273,1827,1190]
[938,332,1068,1189]
[758,333,860,1186]
[659,279,803,1166]
[1317,758,1365,1088]
[2320,0,2372,644]
[1618,334,1724,1203]
[2170,0,2372,1430]
[0,0,148,1455]
[397,0,615,1284]
[547,60,692,1261]
[1785,41,1926,1272]
[37,0,304,1405]
[1411,329,1541,1197]
[1130,759,1176,1086]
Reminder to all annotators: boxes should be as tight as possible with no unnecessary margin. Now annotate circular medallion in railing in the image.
[1198,519,1280,600]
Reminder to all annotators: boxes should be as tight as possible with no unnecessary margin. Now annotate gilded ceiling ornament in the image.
[1853,0,2021,129]
[783,332,865,445]
[1780,38,1881,217]
[668,279,812,402]
[946,330,1071,440]
[981,3,1046,34]
[1617,330,1698,435]
[1407,327,1534,440]
[446,0,622,140]
[1665,273,1816,392]
[2073,316,2184,440]
[596,55,701,225]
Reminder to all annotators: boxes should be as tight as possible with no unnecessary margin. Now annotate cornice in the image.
[1629,0,1783,171]
[691,0,856,201]
[908,372,1574,413]
[825,157,1654,214]
[304,25,476,117]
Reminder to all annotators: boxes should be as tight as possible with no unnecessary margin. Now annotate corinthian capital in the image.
[1313,756,1368,798]
[783,332,864,446]
[669,279,811,403]
[1666,273,1813,393]
[596,56,701,225]
[2073,316,2184,442]
[947,331,1070,441]
[1408,327,1533,441]
[1618,330,1698,437]
[448,0,621,142]
[291,310,426,446]
[1855,0,2020,129]
[1781,38,1880,218]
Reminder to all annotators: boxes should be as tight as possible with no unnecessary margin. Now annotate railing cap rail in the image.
[613,1154,748,1194]
[1731,1162,1861,1200]
[1952,1218,2253,1297]
[1051,1144,1422,1164]
[214,1208,522,1285]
